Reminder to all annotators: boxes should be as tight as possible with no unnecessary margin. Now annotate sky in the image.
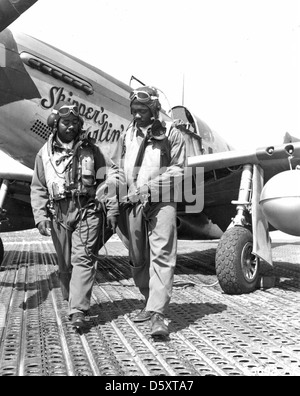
[9,0,300,150]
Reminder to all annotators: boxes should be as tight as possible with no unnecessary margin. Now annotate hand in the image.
[107,216,118,233]
[127,184,150,204]
[127,183,140,203]
[37,220,52,237]
[136,184,150,204]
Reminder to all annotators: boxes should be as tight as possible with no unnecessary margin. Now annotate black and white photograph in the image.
[0,0,299,378]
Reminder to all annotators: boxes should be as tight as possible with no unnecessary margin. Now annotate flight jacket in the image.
[108,120,187,204]
[30,135,119,226]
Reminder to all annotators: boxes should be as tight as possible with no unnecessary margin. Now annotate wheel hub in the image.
[241,242,259,282]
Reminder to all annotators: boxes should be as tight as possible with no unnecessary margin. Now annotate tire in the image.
[0,237,3,266]
[215,226,260,295]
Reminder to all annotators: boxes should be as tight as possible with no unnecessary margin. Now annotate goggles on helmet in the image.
[53,104,80,117]
[129,90,159,103]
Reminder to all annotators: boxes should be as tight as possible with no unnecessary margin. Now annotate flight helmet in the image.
[129,86,161,120]
[47,101,84,132]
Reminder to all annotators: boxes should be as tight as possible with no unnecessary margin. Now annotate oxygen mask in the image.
[150,119,167,140]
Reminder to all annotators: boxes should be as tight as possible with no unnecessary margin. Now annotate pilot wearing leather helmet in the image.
[30,101,118,330]
[107,86,186,337]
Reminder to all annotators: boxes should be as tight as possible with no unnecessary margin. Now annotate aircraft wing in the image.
[0,149,34,232]
[188,141,300,174]
[0,149,33,181]
[186,141,300,233]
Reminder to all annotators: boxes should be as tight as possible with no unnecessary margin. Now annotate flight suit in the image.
[110,121,186,315]
[31,136,118,315]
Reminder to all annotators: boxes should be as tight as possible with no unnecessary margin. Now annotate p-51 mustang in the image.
[0,1,230,259]
[1,0,300,296]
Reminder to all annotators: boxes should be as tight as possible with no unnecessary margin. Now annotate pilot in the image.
[106,86,186,337]
[30,101,118,330]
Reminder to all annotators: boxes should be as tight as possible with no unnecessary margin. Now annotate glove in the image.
[37,220,52,237]
[128,184,150,204]
[127,183,140,203]
[107,215,118,233]
[137,184,150,204]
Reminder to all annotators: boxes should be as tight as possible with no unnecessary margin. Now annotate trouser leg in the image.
[69,209,101,315]
[146,203,177,315]
[117,202,177,313]
[97,214,114,251]
[116,204,130,250]
[126,205,150,302]
[51,220,72,301]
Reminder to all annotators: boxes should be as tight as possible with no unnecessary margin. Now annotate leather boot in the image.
[132,308,151,322]
[150,312,169,337]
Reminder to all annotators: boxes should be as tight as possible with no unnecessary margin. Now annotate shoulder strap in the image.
[164,121,173,137]
[131,121,174,181]
[132,130,150,182]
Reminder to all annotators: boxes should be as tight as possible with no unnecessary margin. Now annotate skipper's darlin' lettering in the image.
[41,86,124,143]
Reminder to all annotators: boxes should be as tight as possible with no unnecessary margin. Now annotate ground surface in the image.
[0,229,300,376]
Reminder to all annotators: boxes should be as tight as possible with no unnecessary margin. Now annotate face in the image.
[131,102,153,128]
[57,114,80,143]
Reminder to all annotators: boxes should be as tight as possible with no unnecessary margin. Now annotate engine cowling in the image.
[260,170,300,236]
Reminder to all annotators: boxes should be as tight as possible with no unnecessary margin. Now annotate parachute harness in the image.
[46,138,109,260]
[48,193,108,261]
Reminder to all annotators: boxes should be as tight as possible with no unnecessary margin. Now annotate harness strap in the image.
[132,130,150,182]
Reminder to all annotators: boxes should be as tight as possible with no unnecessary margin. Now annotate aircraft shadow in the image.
[272,261,300,291]
[175,248,217,276]
[167,301,227,334]
[1,248,217,314]
[83,299,227,335]
[0,270,62,310]
[96,247,218,283]
[3,246,298,319]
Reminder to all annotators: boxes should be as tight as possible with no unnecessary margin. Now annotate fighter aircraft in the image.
[1,0,300,297]
[0,1,231,258]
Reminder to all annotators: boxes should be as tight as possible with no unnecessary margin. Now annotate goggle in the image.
[53,104,80,117]
[129,90,159,103]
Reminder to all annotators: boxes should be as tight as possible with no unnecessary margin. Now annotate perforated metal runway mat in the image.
[0,230,300,376]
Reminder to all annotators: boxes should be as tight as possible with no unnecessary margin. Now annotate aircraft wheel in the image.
[215,226,260,295]
[0,237,3,266]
